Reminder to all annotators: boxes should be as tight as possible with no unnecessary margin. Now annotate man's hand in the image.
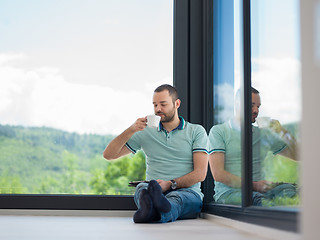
[103,117,147,160]
[270,119,286,135]
[156,179,171,192]
[129,117,147,133]
[253,180,273,193]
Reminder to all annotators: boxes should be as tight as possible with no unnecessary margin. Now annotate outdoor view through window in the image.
[0,0,173,195]
[251,0,301,208]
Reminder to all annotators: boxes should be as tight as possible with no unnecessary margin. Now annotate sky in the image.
[0,0,302,135]
[233,0,301,125]
[250,0,301,124]
[0,0,173,135]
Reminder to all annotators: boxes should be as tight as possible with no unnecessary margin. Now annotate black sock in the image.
[148,180,171,213]
[133,189,158,223]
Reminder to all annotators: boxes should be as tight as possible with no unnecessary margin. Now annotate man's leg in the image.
[157,189,202,223]
[134,181,202,223]
[134,182,148,208]
[148,180,171,213]
[265,183,297,199]
[217,189,265,206]
[133,182,159,223]
[216,189,242,205]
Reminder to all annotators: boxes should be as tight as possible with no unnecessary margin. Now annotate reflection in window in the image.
[251,0,300,207]
[0,0,173,195]
[210,0,300,207]
[208,0,242,206]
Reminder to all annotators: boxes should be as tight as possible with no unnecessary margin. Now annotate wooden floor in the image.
[0,210,300,240]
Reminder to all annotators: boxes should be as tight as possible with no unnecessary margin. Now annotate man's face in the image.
[153,90,179,123]
[252,93,261,123]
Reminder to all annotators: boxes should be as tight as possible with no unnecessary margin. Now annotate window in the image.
[251,0,301,208]
[0,0,173,197]
[0,0,301,231]
[210,0,242,206]
[205,0,299,232]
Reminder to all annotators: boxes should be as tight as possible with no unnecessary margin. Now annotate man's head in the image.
[153,84,181,123]
[251,87,260,123]
[235,87,261,123]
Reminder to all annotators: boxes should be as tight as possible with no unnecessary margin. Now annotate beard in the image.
[157,108,176,123]
[252,113,258,123]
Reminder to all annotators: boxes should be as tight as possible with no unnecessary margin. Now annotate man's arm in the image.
[209,152,272,193]
[157,152,208,192]
[103,117,147,160]
[209,152,241,188]
[277,130,298,160]
[270,120,299,161]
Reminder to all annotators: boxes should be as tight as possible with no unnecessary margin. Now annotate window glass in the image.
[209,0,242,206]
[0,0,173,195]
[250,0,301,207]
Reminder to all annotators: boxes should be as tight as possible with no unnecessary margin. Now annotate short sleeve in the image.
[192,125,209,154]
[261,129,287,155]
[125,131,143,154]
[208,125,226,154]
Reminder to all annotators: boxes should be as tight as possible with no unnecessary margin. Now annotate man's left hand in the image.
[156,179,171,192]
[270,119,286,135]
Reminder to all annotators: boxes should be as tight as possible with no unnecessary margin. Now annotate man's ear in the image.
[175,99,181,109]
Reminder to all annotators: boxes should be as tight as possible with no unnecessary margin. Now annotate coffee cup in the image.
[256,117,271,128]
[147,115,161,128]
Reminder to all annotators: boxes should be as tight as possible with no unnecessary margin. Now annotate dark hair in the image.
[235,87,260,103]
[251,87,259,94]
[154,84,179,102]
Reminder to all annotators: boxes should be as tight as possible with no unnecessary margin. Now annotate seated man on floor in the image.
[208,87,298,206]
[103,84,208,223]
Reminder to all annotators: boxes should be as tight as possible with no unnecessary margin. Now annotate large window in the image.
[0,0,301,231]
[206,0,300,232]
[251,0,300,208]
[0,0,173,195]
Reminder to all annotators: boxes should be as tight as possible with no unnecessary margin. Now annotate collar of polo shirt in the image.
[158,116,186,132]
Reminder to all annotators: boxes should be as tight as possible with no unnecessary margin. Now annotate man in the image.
[208,87,298,206]
[103,84,208,223]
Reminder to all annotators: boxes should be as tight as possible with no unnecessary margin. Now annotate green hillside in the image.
[0,124,146,195]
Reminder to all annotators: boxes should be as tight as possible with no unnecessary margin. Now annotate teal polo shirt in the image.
[125,117,208,199]
[208,119,287,201]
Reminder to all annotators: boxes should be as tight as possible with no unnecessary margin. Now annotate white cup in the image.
[147,115,161,128]
[256,117,271,128]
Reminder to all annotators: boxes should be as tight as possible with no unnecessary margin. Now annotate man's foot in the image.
[148,180,171,213]
[133,189,157,223]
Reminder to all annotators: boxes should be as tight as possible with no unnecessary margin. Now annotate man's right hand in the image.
[103,117,147,160]
[253,180,273,193]
[129,117,147,133]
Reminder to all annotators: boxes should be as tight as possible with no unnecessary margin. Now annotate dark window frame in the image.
[0,194,135,210]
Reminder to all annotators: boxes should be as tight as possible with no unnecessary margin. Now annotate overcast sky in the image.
[234,0,301,125]
[0,0,173,135]
[0,0,301,135]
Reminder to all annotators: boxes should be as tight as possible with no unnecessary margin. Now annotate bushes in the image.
[0,124,145,195]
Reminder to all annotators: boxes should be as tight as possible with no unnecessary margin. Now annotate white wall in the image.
[300,0,320,239]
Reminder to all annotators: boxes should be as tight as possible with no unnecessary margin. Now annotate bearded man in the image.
[103,84,208,223]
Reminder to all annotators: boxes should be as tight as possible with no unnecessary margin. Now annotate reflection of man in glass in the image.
[208,87,298,206]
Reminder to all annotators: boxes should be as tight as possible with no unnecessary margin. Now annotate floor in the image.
[0,210,300,240]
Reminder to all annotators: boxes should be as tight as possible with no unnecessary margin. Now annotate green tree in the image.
[89,151,146,195]
[0,172,26,194]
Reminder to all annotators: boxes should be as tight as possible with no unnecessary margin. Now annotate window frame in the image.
[0,194,135,210]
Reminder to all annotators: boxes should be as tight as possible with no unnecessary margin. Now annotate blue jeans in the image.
[216,183,297,206]
[134,183,203,223]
